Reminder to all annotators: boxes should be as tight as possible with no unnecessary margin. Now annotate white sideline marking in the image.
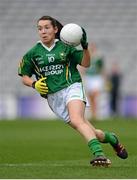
[0,163,64,167]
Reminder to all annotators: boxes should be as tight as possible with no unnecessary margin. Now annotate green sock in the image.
[88,138,105,157]
[103,131,117,146]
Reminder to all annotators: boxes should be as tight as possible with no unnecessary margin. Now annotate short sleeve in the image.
[18,53,34,77]
[69,47,83,65]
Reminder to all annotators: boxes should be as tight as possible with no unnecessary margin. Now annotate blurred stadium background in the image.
[0,0,137,120]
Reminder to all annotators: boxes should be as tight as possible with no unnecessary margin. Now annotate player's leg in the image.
[100,131,128,159]
[88,91,98,119]
[86,121,128,159]
[67,99,111,167]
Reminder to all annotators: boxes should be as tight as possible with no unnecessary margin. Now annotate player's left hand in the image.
[80,27,88,50]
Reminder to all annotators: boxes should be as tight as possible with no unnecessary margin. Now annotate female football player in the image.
[18,16,128,167]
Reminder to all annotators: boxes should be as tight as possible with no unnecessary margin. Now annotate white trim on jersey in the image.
[37,39,59,51]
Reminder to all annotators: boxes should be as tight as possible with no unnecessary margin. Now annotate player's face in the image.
[37,20,58,47]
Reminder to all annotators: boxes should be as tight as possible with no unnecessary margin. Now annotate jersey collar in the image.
[37,39,59,51]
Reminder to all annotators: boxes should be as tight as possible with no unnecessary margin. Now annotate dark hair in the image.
[37,15,63,39]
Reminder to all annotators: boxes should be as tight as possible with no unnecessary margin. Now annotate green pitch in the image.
[0,118,136,179]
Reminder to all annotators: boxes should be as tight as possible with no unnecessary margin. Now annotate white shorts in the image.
[84,75,105,92]
[47,82,86,123]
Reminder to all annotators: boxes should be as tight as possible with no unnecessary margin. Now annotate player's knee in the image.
[70,118,85,130]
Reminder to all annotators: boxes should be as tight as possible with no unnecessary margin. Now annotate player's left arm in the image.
[80,28,91,67]
[81,49,91,67]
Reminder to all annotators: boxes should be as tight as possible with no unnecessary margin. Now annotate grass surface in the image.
[0,118,136,179]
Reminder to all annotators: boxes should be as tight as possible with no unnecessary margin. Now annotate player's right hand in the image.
[32,77,48,95]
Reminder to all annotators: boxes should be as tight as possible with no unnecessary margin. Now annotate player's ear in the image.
[54,26,58,34]
[55,26,61,39]
[54,20,63,40]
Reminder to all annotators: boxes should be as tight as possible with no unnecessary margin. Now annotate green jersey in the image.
[86,56,104,76]
[18,40,83,94]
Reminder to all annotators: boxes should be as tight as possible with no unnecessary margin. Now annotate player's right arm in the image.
[22,75,48,95]
[22,75,34,87]
[18,51,48,95]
